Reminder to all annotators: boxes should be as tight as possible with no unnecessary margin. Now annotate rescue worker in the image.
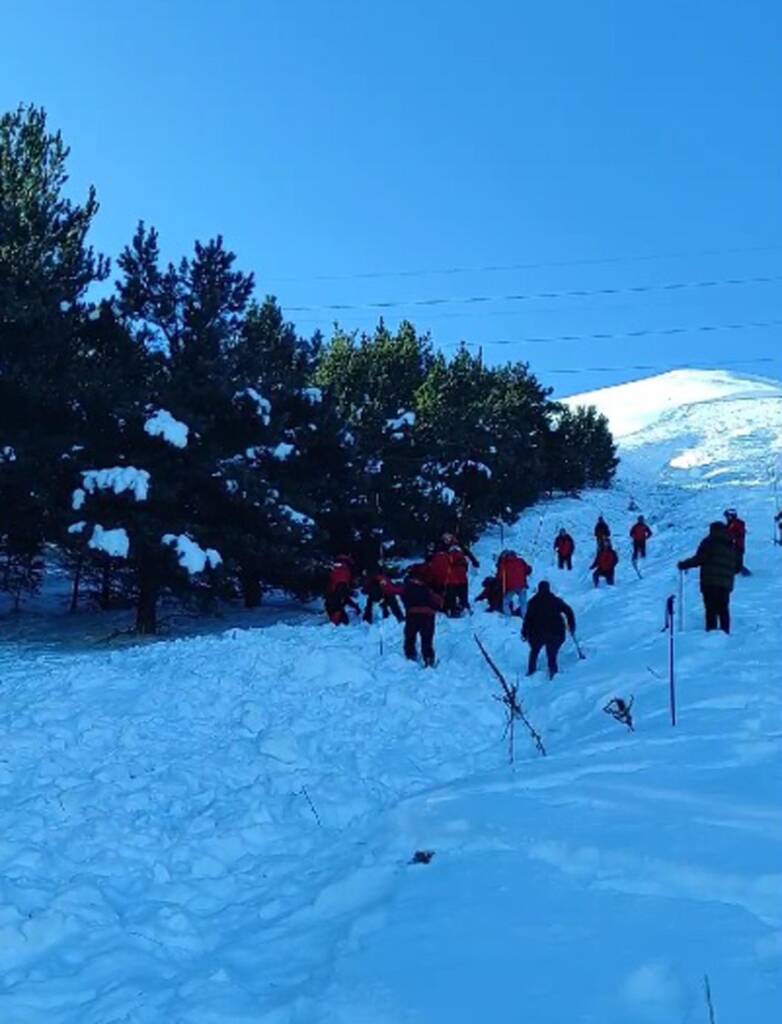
[678,521,738,633]
[401,564,444,666]
[362,566,404,623]
[445,543,471,617]
[497,549,533,616]
[591,540,618,587]
[553,528,575,570]
[724,509,749,575]
[594,516,611,546]
[424,546,452,597]
[521,580,576,680]
[630,515,652,560]
[325,555,360,625]
[475,574,503,613]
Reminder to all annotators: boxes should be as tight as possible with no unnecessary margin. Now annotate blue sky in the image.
[2,0,780,395]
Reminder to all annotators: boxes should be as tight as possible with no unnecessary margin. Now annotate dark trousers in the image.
[632,540,647,559]
[326,584,360,625]
[557,553,573,570]
[444,582,469,617]
[363,594,404,623]
[734,548,745,574]
[593,568,615,587]
[702,586,730,633]
[404,613,436,666]
[527,635,564,678]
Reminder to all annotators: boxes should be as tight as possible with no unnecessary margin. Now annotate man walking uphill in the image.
[400,564,444,666]
[522,581,576,680]
[630,516,652,560]
[554,528,575,570]
[678,521,738,633]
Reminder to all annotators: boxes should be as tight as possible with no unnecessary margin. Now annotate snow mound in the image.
[566,368,782,438]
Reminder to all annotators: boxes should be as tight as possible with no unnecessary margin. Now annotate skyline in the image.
[3,0,780,395]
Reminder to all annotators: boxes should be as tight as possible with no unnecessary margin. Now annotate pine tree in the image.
[0,104,108,606]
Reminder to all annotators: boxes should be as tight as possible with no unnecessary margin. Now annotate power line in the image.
[285,272,782,315]
[542,356,781,376]
[266,242,782,284]
[439,316,782,348]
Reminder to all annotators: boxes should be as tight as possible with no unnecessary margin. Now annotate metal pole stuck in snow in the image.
[666,594,676,726]
[677,570,684,632]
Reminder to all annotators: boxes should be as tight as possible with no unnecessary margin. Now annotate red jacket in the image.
[327,561,352,592]
[554,533,574,556]
[726,518,746,552]
[630,523,652,542]
[498,553,532,591]
[592,548,619,572]
[426,550,452,589]
[447,548,469,586]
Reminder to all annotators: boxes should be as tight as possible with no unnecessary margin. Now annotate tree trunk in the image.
[99,563,112,610]
[69,555,83,612]
[136,579,158,634]
[241,571,262,609]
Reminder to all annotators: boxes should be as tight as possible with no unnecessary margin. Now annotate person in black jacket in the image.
[521,580,576,680]
[401,565,444,666]
[678,522,738,633]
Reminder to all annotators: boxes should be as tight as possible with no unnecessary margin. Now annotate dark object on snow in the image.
[475,574,503,612]
[521,581,576,679]
[630,516,652,560]
[603,696,635,731]
[591,542,618,587]
[409,849,435,865]
[678,522,737,632]
[401,568,443,666]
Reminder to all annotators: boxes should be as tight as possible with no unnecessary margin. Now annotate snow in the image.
[386,410,416,439]
[271,442,295,461]
[144,408,189,448]
[88,524,130,558]
[80,466,151,502]
[1,445,16,462]
[71,488,85,510]
[67,521,86,534]
[280,504,315,529]
[1,368,781,1021]
[236,387,271,425]
[565,367,782,438]
[302,386,323,404]
[162,533,222,574]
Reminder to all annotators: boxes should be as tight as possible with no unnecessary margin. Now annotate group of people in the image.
[324,505,758,672]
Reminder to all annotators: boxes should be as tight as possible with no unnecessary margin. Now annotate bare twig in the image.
[704,974,717,1024]
[300,785,322,827]
[474,634,546,758]
[603,696,635,731]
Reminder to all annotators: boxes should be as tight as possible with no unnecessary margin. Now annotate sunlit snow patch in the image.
[144,409,189,448]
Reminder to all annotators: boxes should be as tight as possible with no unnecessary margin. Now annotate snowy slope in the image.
[1,370,781,1023]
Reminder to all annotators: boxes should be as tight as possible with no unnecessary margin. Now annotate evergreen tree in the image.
[0,104,108,606]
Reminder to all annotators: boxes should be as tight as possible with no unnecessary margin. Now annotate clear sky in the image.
[3,0,780,396]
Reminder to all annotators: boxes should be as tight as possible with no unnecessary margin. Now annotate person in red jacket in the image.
[325,555,360,625]
[425,548,451,596]
[362,566,404,623]
[591,540,618,587]
[553,528,575,570]
[444,544,472,617]
[724,509,750,575]
[497,549,533,616]
[475,574,503,613]
[400,564,444,666]
[630,515,652,560]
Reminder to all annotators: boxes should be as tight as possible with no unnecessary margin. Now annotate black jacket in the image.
[679,523,738,591]
[522,590,575,642]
